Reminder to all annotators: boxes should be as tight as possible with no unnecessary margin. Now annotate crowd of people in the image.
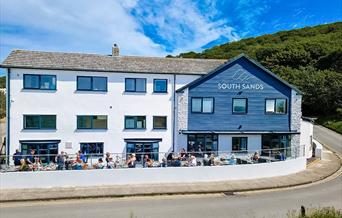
[9,147,286,172]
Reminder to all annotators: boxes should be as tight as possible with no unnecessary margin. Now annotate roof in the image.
[0,50,227,75]
[176,53,302,94]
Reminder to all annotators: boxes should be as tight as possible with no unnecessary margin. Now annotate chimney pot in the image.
[112,44,119,56]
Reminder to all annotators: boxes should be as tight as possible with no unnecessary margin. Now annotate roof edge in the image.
[176,53,302,94]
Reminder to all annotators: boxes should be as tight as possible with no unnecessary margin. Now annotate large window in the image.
[232,98,247,114]
[125,116,146,129]
[77,76,107,91]
[126,142,159,162]
[24,74,56,90]
[262,134,291,157]
[232,137,248,152]
[125,78,146,92]
[153,116,167,129]
[80,142,104,157]
[21,141,59,163]
[265,99,287,114]
[191,97,214,113]
[153,79,167,93]
[24,115,56,129]
[77,115,107,129]
[187,134,218,155]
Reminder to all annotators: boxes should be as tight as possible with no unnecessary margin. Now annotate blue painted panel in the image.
[188,57,292,131]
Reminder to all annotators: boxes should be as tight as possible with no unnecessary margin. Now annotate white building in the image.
[1,47,313,163]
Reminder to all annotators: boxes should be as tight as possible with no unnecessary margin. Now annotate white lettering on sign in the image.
[218,83,264,90]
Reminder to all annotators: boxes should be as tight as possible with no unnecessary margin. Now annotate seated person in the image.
[188,155,197,167]
[203,154,210,166]
[229,154,237,165]
[72,154,84,170]
[179,148,187,161]
[252,151,260,162]
[93,158,105,169]
[107,157,115,169]
[32,156,43,171]
[208,154,215,166]
[126,153,136,168]
[19,158,29,171]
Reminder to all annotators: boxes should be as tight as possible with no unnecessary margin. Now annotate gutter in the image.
[6,68,10,164]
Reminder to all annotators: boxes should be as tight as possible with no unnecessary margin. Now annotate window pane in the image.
[125,78,135,91]
[24,75,40,89]
[192,98,202,112]
[125,117,135,129]
[77,77,92,90]
[24,115,40,128]
[40,115,56,129]
[80,143,103,156]
[93,116,107,129]
[154,79,167,92]
[276,99,286,113]
[40,75,56,90]
[136,116,146,129]
[77,116,92,129]
[153,116,167,129]
[266,99,275,113]
[93,77,107,91]
[202,98,214,113]
[136,78,146,92]
[233,99,247,113]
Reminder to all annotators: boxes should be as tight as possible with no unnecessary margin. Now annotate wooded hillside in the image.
[174,22,342,117]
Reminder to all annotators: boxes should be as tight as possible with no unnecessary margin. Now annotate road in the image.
[1,125,341,218]
[313,125,342,153]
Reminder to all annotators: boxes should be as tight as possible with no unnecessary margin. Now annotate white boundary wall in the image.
[0,157,306,189]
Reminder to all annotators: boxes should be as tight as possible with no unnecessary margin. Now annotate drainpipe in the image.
[172,74,176,152]
[6,68,11,165]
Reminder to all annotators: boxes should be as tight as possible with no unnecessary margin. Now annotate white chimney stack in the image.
[112,43,119,56]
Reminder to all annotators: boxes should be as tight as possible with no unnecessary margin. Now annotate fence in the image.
[0,146,304,173]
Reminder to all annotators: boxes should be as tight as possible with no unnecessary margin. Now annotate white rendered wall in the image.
[300,119,313,158]
[8,69,199,157]
[0,157,306,189]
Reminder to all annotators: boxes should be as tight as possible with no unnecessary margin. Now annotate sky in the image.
[0,0,341,76]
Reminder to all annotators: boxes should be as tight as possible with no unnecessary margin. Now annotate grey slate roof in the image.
[0,50,227,75]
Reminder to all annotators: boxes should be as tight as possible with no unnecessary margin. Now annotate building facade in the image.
[1,49,306,163]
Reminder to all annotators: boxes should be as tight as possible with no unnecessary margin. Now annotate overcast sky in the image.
[0,0,341,75]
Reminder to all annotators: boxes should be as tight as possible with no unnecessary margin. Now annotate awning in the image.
[124,138,162,143]
[19,140,61,144]
[180,130,300,134]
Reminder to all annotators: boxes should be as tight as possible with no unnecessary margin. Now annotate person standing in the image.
[13,149,22,166]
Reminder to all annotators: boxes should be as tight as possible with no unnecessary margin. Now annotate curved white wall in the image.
[0,157,306,189]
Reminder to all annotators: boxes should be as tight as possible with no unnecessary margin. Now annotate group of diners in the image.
[10,147,286,172]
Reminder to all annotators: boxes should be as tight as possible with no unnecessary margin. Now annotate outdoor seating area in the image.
[0,147,297,173]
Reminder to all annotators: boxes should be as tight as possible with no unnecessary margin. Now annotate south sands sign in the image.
[218,83,264,90]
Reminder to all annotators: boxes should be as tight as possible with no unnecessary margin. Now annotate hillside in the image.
[174,22,342,117]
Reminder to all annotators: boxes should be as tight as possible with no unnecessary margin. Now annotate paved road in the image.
[314,125,342,153]
[1,125,341,218]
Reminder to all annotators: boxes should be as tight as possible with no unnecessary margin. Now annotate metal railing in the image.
[0,146,304,173]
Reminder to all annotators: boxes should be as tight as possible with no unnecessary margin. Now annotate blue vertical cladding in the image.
[188,57,292,131]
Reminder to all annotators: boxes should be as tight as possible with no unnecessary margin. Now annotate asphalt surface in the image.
[1,125,341,218]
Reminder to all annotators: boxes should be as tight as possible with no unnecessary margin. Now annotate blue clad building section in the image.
[186,56,292,132]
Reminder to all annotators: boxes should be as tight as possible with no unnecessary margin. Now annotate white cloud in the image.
[0,0,167,58]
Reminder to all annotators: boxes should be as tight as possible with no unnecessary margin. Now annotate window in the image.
[232,137,248,152]
[233,98,247,114]
[80,143,104,157]
[77,76,107,91]
[24,74,56,90]
[24,115,56,129]
[21,142,59,163]
[262,134,291,157]
[187,134,218,154]
[126,142,159,162]
[125,116,146,129]
[77,115,107,129]
[153,79,167,93]
[125,78,146,92]
[191,97,214,113]
[265,99,287,114]
[153,116,167,129]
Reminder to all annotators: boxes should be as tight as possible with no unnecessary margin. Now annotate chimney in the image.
[112,43,119,56]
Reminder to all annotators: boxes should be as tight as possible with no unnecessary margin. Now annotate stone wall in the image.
[176,89,188,131]
[290,89,302,151]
